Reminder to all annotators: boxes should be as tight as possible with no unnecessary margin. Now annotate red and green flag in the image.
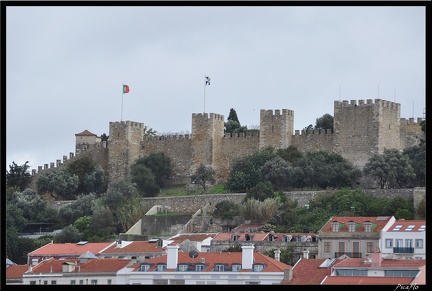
[123,84,130,94]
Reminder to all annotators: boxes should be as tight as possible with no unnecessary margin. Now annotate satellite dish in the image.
[189,250,199,258]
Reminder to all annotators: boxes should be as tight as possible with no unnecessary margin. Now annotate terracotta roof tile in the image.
[101,241,165,254]
[6,265,29,279]
[75,129,97,136]
[30,242,113,256]
[282,258,334,285]
[320,216,393,233]
[322,276,414,285]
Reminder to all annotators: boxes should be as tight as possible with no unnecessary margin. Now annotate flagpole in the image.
[203,76,206,114]
[121,86,124,122]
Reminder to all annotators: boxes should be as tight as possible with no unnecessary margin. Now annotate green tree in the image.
[134,152,173,188]
[259,157,292,190]
[222,244,242,252]
[130,163,160,197]
[12,189,58,224]
[225,108,247,134]
[54,224,82,243]
[57,193,96,226]
[213,200,241,219]
[243,181,275,202]
[315,113,334,131]
[416,196,426,219]
[82,165,106,194]
[225,147,277,192]
[143,125,158,137]
[190,163,216,192]
[276,145,303,166]
[263,245,295,265]
[6,161,32,191]
[101,179,139,211]
[67,155,99,194]
[100,133,109,141]
[403,144,426,187]
[363,149,416,188]
[116,197,151,233]
[36,168,79,200]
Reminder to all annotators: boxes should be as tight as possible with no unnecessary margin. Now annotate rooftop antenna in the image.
[377,85,379,98]
[394,89,396,102]
[339,86,341,101]
[412,100,414,119]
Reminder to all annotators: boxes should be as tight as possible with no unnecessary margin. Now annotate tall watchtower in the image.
[191,113,225,175]
[108,120,145,181]
[259,109,294,150]
[333,99,400,168]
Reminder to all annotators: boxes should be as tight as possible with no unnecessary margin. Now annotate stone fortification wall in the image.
[108,121,145,181]
[291,129,334,154]
[141,134,193,184]
[400,117,424,149]
[259,109,294,149]
[218,132,261,181]
[138,188,422,216]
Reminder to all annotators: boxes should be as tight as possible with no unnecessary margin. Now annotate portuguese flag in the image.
[123,84,130,94]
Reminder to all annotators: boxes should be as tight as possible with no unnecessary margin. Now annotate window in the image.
[405,225,415,232]
[51,280,57,285]
[153,279,168,285]
[91,280,97,285]
[367,242,374,253]
[79,280,84,285]
[139,264,151,271]
[71,280,76,285]
[338,242,345,253]
[385,270,419,277]
[214,264,225,271]
[364,222,372,232]
[415,239,423,248]
[385,239,393,248]
[331,222,339,232]
[324,242,331,253]
[406,239,413,248]
[107,279,112,285]
[232,264,241,271]
[195,264,205,272]
[156,264,167,271]
[348,222,356,232]
[396,239,403,247]
[336,269,367,276]
[178,264,188,272]
[252,264,265,272]
[352,242,360,254]
[30,281,36,285]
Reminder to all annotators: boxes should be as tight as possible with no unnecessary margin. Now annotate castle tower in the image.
[75,129,101,156]
[333,99,400,168]
[191,113,225,177]
[108,120,145,182]
[259,109,294,150]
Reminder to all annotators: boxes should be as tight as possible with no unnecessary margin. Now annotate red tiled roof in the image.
[6,265,29,279]
[101,241,165,254]
[282,258,335,285]
[388,220,426,232]
[130,251,291,273]
[320,216,393,233]
[29,242,113,256]
[28,258,132,274]
[212,232,268,241]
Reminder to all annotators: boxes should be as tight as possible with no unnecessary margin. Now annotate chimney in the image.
[166,245,179,269]
[371,251,382,267]
[274,249,281,262]
[241,244,254,270]
[303,248,310,259]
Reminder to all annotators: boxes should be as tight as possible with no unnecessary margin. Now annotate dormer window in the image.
[348,221,356,232]
[139,264,151,272]
[195,264,205,272]
[178,264,189,272]
[231,264,241,271]
[252,264,265,272]
[364,222,372,232]
[331,221,340,232]
[245,234,252,241]
[232,234,239,241]
[214,264,225,272]
[156,264,166,271]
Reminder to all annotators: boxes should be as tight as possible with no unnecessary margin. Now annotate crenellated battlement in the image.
[29,98,422,186]
[334,98,401,111]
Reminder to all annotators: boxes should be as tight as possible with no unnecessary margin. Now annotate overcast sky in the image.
[5,4,426,173]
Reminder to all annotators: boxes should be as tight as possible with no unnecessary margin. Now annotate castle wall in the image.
[400,118,425,149]
[140,135,193,184]
[108,121,144,182]
[291,129,334,154]
[259,109,294,149]
[333,99,382,168]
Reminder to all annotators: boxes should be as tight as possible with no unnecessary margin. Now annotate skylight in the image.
[418,225,426,232]
[405,225,415,231]
[392,225,402,231]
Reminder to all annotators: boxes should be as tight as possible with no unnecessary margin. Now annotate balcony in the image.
[393,247,414,254]
[334,252,362,258]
